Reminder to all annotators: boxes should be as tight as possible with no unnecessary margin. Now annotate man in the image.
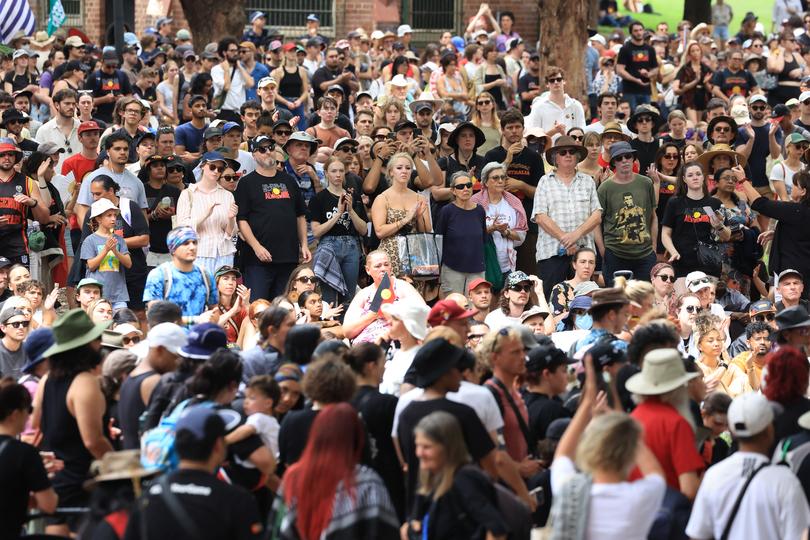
[75,133,148,226]
[410,100,437,142]
[114,97,147,163]
[0,140,50,264]
[311,47,358,111]
[706,114,738,146]
[525,66,585,138]
[255,77,292,123]
[504,37,524,94]
[314,83,356,136]
[85,50,133,124]
[62,120,101,192]
[283,131,321,223]
[174,95,208,165]
[776,269,809,310]
[616,22,659,109]
[239,41,268,102]
[35,88,80,170]
[518,52,542,116]
[121,45,142,86]
[597,142,658,286]
[485,109,545,275]
[484,271,539,331]
[0,308,29,379]
[219,122,254,176]
[730,321,771,392]
[575,288,630,352]
[686,393,810,539]
[124,407,263,540]
[628,104,662,173]
[772,306,810,354]
[523,343,572,442]
[734,11,759,43]
[236,136,310,301]
[118,322,187,449]
[354,109,374,137]
[585,92,633,136]
[711,51,758,103]
[795,90,810,131]
[1,109,37,158]
[533,136,602,298]
[705,98,728,121]
[240,100,262,142]
[427,299,478,343]
[0,257,12,302]
[155,16,173,44]
[302,38,323,78]
[243,11,270,51]
[728,300,777,357]
[211,37,255,124]
[155,126,175,158]
[467,278,493,322]
[75,277,102,311]
[305,96,350,149]
[736,95,782,198]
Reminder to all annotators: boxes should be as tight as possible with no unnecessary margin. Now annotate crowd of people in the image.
[5,3,810,539]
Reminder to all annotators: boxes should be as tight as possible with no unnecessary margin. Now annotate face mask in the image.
[575,314,593,330]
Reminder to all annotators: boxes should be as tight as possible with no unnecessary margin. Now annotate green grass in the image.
[610,0,774,36]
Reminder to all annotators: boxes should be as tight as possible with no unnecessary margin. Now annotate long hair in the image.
[654,142,682,174]
[763,346,809,404]
[793,171,810,206]
[470,91,501,130]
[284,324,322,366]
[415,411,471,500]
[283,264,316,301]
[282,403,364,540]
[675,161,708,197]
[187,349,242,399]
[49,344,103,379]
[499,288,537,315]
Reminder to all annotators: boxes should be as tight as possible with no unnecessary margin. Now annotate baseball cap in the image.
[175,29,191,41]
[587,339,627,368]
[146,322,188,355]
[427,299,478,327]
[589,34,606,46]
[411,338,467,388]
[685,271,712,293]
[749,299,775,315]
[326,83,345,95]
[22,327,55,374]
[214,265,242,280]
[203,126,223,140]
[772,104,789,120]
[78,120,101,134]
[175,407,227,443]
[397,24,413,37]
[268,40,283,52]
[525,343,569,373]
[248,135,275,152]
[728,392,776,438]
[572,281,600,297]
[221,121,242,134]
[307,13,319,22]
[257,76,277,89]
[0,257,11,269]
[77,277,103,291]
[467,278,492,293]
[180,322,227,360]
[506,271,532,289]
[37,142,65,155]
[799,91,810,103]
[0,308,27,324]
[749,94,767,105]
[250,10,265,23]
[777,268,803,285]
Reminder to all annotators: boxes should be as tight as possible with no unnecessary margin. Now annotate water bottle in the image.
[558,243,566,257]
[159,197,171,209]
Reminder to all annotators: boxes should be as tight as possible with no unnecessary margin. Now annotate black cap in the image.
[545,418,571,441]
[525,344,569,373]
[64,60,84,73]
[411,338,466,388]
[0,257,11,269]
[134,130,156,147]
[772,104,790,119]
[587,339,627,368]
[394,119,417,132]
[248,135,275,151]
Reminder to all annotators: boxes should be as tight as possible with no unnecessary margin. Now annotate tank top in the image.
[779,54,801,83]
[118,370,155,450]
[278,66,303,98]
[484,73,505,109]
[40,374,95,490]
[0,172,33,257]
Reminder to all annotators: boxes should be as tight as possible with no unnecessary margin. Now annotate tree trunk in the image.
[538,0,590,103]
[178,0,246,50]
[683,0,712,25]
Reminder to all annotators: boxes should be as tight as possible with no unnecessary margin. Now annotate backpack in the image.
[159,262,211,302]
[774,434,810,475]
[460,465,532,540]
[140,398,215,472]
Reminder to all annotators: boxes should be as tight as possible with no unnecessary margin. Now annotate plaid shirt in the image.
[532,171,602,260]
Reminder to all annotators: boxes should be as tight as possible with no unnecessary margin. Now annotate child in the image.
[297,290,324,321]
[75,278,103,311]
[226,375,281,458]
[80,199,132,309]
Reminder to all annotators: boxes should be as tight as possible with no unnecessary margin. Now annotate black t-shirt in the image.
[736,124,781,187]
[397,398,495,508]
[86,69,134,123]
[144,183,181,254]
[0,435,51,539]
[711,68,758,98]
[661,195,721,276]
[277,408,318,470]
[523,391,572,441]
[483,146,545,234]
[518,73,541,115]
[3,71,36,93]
[630,138,660,176]
[308,188,368,237]
[311,67,353,113]
[435,154,488,216]
[234,170,306,266]
[617,41,658,95]
[123,468,262,540]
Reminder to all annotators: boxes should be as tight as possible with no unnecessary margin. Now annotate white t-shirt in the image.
[551,456,666,540]
[156,80,177,115]
[686,451,810,540]
[246,412,280,458]
[484,309,522,333]
[485,198,517,272]
[380,346,420,397]
[769,161,802,197]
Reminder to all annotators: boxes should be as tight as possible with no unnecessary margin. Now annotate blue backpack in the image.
[140,398,215,472]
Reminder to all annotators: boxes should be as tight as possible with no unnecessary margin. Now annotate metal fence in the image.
[244,0,333,35]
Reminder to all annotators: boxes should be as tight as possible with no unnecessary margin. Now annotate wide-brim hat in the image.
[774,306,810,333]
[590,287,630,308]
[43,309,110,357]
[601,121,631,142]
[381,298,430,340]
[447,122,486,150]
[408,90,443,116]
[0,109,29,129]
[412,338,467,388]
[707,115,739,143]
[524,127,550,148]
[283,131,319,155]
[544,135,588,164]
[31,31,55,47]
[697,144,747,170]
[625,348,699,396]
[627,104,664,134]
[85,450,161,488]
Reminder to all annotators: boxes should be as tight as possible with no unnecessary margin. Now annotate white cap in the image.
[742,39,753,49]
[800,91,810,103]
[381,298,430,340]
[90,198,118,219]
[685,271,712,293]
[749,94,768,105]
[472,29,488,39]
[257,76,277,89]
[146,322,188,355]
[370,30,385,41]
[589,34,606,46]
[390,74,409,87]
[728,393,775,438]
[397,24,412,37]
[114,323,143,337]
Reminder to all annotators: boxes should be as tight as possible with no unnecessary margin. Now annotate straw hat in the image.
[697,143,747,171]
[85,450,161,488]
[544,135,588,164]
[625,348,698,395]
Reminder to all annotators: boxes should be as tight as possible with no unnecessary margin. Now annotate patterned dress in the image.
[379,206,415,277]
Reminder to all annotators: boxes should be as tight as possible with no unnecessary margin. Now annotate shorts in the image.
[713,25,729,40]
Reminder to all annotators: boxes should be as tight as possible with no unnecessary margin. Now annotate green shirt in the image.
[597,174,656,259]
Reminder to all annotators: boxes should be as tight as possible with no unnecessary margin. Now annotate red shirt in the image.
[630,398,704,489]
[61,153,97,230]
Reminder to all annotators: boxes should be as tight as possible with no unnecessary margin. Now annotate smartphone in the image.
[529,485,545,506]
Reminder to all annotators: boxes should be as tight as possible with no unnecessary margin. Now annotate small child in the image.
[80,199,131,309]
[227,375,281,458]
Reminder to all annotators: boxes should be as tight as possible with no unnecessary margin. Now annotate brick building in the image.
[25,0,539,49]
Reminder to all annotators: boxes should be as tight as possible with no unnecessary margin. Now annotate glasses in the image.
[6,119,22,125]
[656,274,676,283]
[713,126,731,133]
[477,99,492,106]
[684,305,703,314]
[221,175,238,182]
[374,134,390,140]
[123,335,141,345]
[637,116,653,123]
[557,149,578,157]
[663,153,679,159]
[750,105,767,111]
[168,166,184,173]
[753,313,775,322]
[274,130,292,137]
[297,276,317,284]
[254,145,274,153]
[614,153,634,162]
[570,135,584,141]
[207,163,224,173]
[453,182,473,190]
[5,320,30,329]
[796,143,810,151]
[488,174,507,182]
[547,77,564,83]
[603,60,615,66]
[337,146,357,153]
[125,108,143,114]
[510,284,532,293]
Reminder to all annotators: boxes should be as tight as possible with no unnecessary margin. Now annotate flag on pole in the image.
[48,0,66,36]
[0,0,36,45]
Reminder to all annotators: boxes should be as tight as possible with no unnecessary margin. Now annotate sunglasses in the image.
[753,312,775,322]
[603,60,615,66]
[337,146,357,153]
[796,144,810,151]
[468,333,486,340]
[684,305,703,314]
[254,145,275,153]
[477,99,492,106]
[274,130,292,137]
[490,327,513,353]
[557,149,578,157]
[453,182,473,190]
[750,105,767,111]
[614,153,634,162]
[656,274,676,283]
[636,116,653,123]
[663,153,679,159]
[207,163,224,173]
[570,135,584,141]
[168,166,184,173]
[713,126,731,133]
[374,134,389,140]
[5,320,30,328]
[297,276,317,284]
[123,335,141,345]
[221,175,238,182]
[0,152,17,159]
[547,77,564,83]
[510,284,532,293]
[488,174,507,182]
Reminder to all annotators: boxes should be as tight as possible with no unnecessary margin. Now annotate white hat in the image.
[685,271,712,293]
[625,348,698,396]
[749,94,768,105]
[257,76,277,89]
[728,393,775,438]
[146,322,188,355]
[370,30,385,41]
[730,103,751,125]
[381,298,430,340]
[90,198,119,219]
[397,24,412,37]
[589,34,606,46]
[520,304,549,322]
[472,29,488,40]
[114,323,143,337]
[800,91,810,103]
[390,74,409,87]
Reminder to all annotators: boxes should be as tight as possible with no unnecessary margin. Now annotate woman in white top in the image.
[176,151,238,276]
[770,132,807,201]
[378,297,429,397]
[155,60,180,125]
[550,353,666,540]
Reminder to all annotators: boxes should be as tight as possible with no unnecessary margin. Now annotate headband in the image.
[167,226,198,254]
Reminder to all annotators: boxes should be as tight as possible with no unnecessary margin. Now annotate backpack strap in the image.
[487,377,534,456]
[161,263,172,300]
[720,462,768,540]
[196,264,211,307]
[157,475,204,538]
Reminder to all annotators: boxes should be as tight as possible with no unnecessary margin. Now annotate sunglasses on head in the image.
[297,276,317,284]
[5,320,30,328]
[753,312,775,322]
[207,163,224,174]
[510,283,532,293]
[453,182,473,190]
[656,274,676,283]
[123,335,141,345]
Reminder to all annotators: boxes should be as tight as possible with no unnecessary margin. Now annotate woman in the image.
[472,44,508,110]
[283,324,323,365]
[155,60,180,124]
[661,162,730,277]
[763,346,810,443]
[693,316,746,397]
[649,143,682,253]
[681,142,701,163]
[771,132,807,201]
[176,151,238,276]
[274,363,304,420]
[166,157,186,191]
[673,41,712,124]
[77,90,103,127]
[650,262,676,311]
[767,30,807,106]
[578,132,603,180]
[379,297,429,396]
[436,171,487,295]
[592,53,620,96]
[470,91,501,154]
[344,250,424,344]
[3,49,38,94]
[549,247,596,317]
[406,411,508,540]
[696,144,747,193]
[241,306,295,382]
[375,97,406,130]
[371,153,432,277]
[272,43,310,131]
[86,298,113,323]
[38,48,65,105]
[310,157,368,308]
[217,163,239,192]
[279,403,400,540]
[282,264,340,321]
[213,265,248,345]
[238,298,271,350]
[471,162,528,278]
[660,110,687,149]
[436,53,470,119]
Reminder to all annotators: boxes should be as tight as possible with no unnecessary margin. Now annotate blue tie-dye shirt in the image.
[143,263,217,318]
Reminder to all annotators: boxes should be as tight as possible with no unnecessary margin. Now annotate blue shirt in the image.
[247,63,270,101]
[175,122,206,154]
[143,263,217,318]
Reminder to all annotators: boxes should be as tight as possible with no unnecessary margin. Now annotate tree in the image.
[538,0,591,103]
[178,0,246,50]
[683,0,711,24]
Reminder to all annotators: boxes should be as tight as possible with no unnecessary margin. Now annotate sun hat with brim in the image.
[590,287,630,308]
[447,122,486,150]
[601,121,631,142]
[114,323,143,337]
[381,298,430,340]
[43,308,110,357]
[544,135,588,164]
[84,450,161,488]
[21,327,55,374]
[572,281,600,297]
[408,90,444,116]
[0,142,23,163]
[101,330,125,349]
[520,304,549,322]
[90,198,118,219]
[773,305,810,334]
[607,141,636,165]
[283,131,319,155]
[696,144,747,171]
[0,109,30,129]
[706,116,739,141]
[411,338,467,388]
[524,127,550,148]
[562,295,592,322]
[625,348,698,396]
[627,104,664,134]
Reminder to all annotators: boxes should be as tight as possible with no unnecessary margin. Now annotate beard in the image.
[658,385,697,433]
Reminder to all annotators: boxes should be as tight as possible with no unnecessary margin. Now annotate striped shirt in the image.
[176,183,236,258]
[532,171,602,261]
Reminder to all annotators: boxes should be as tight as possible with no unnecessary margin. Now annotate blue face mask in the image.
[575,314,593,330]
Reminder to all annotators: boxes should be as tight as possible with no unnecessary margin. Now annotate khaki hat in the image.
[625,348,699,395]
[601,121,630,141]
[544,135,587,164]
[590,287,630,308]
[697,143,747,171]
[85,450,161,488]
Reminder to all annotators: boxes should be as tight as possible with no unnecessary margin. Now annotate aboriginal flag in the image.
[369,273,396,312]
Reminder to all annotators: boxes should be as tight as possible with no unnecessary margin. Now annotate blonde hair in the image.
[476,327,520,370]
[614,276,654,306]
[415,411,471,500]
[575,412,641,477]
[470,91,501,131]
[375,97,406,127]
[424,326,464,348]
[386,152,416,178]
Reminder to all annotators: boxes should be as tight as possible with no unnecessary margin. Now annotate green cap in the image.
[77,278,104,292]
[787,132,808,146]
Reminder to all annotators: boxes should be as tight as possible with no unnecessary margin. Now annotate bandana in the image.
[167,226,198,254]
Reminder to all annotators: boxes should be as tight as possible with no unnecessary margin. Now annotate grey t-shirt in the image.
[77,167,148,210]
[80,233,130,304]
[0,340,26,380]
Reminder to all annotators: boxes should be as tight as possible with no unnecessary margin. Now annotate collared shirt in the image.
[525,93,586,140]
[175,183,236,258]
[532,170,601,260]
[35,117,80,171]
